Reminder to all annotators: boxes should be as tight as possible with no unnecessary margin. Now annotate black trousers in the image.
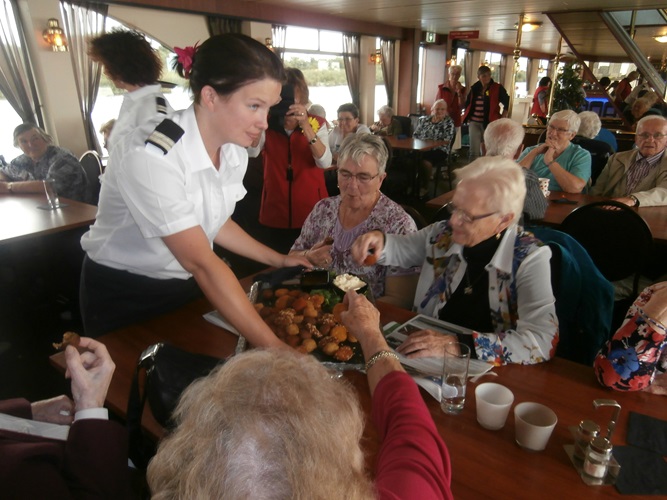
[79,256,202,337]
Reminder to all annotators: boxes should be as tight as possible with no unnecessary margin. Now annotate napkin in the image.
[253,266,305,287]
[613,446,667,495]
[627,411,667,456]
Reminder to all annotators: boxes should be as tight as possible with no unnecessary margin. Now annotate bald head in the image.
[483,118,525,159]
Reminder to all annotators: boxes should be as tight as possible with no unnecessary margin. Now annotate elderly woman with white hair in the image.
[370,105,401,136]
[574,111,615,185]
[290,133,418,307]
[351,157,558,365]
[519,109,592,193]
[413,99,455,196]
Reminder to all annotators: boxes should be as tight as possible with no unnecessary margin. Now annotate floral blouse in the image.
[383,222,559,365]
[412,116,455,154]
[594,286,667,391]
[291,193,419,298]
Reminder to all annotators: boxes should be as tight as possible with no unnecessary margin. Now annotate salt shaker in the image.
[583,436,613,478]
[574,419,600,461]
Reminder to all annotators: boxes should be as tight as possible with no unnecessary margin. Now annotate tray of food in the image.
[242,270,372,370]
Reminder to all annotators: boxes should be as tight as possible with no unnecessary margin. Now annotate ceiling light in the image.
[654,35,667,43]
[517,21,542,33]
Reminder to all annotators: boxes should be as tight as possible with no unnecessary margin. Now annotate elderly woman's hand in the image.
[306,238,334,268]
[340,290,386,355]
[350,230,384,266]
[396,329,458,359]
[65,337,115,412]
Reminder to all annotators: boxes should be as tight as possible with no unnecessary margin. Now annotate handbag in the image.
[126,342,223,469]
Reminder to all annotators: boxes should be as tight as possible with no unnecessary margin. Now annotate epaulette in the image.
[145,119,184,154]
[156,96,168,115]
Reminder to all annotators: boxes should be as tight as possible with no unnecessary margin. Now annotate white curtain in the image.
[272,24,286,61]
[0,0,43,126]
[60,0,107,151]
[342,33,360,108]
[380,39,395,108]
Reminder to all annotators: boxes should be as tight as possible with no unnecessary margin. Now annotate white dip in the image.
[334,273,366,292]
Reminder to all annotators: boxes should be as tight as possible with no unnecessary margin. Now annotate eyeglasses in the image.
[636,132,667,141]
[446,202,497,224]
[337,169,380,184]
[547,124,571,134]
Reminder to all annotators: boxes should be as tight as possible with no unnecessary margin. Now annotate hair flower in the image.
[303,116,320,135]
[174,42,199,78]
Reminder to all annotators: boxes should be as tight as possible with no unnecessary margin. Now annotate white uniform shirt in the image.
[107,84,172,152]
[328,124,371,155]
[81,105,247,280]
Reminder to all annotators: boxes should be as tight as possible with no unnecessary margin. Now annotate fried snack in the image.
[324,237,334,245]
[334,345,354,361]
[363,251,378,265]
[52,332,81,350]
[330,325,348,343]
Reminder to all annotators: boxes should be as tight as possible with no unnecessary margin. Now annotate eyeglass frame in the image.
[337,168,381,184]
[445,202,498,224]
[636,132,667,141]
[547,124,573,135]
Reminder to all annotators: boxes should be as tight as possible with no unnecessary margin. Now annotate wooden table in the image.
[0,193,97,245]
[384,136,447,197]
[426,191,667,245]
[50,295,665,499]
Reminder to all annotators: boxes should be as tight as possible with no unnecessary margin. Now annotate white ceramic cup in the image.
[475,383,514,430]
[538,177,550,198]
[514,402,558,451]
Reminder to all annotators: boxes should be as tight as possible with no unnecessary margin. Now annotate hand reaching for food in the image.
[351,230,384,266]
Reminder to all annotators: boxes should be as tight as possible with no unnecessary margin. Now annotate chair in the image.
[394,115,413,138]
[530,226,614,364]
[559,200,653,298]
[400,204,428,230]
[79,150,103,205]
[429,203,452,223]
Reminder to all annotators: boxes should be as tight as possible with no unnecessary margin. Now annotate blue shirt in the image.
[595,128,618,153]
[519,142,592,192]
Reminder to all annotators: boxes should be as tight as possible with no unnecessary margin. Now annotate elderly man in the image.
[483,118,547,220]
[591,116,667,207]
[462,65,509,160]
[518,110,591,193]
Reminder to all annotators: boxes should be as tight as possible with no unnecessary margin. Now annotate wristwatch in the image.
[629,195,640,207]
[309,137,318,145]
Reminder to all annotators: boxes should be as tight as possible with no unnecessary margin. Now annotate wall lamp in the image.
[654,35,667,43]
[43,18,68,52]
[516,21,542,32]
[370,49,382,65]
[265,38,273,50]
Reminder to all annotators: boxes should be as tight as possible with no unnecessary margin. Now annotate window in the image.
[91,17,191,151]
[0,88,23,162]
[282,27,351,122]
[514,57,528,98]
[481,52,503,82]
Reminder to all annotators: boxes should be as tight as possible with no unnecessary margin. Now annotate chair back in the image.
[429,204,452,223]
[560,200,653,296]
[400,204,428,230]
[79,150,103,205]
[394,115,413,137]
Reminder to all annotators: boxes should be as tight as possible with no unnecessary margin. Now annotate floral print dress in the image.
[594,286,667,391]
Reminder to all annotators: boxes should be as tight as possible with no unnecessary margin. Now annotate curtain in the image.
[464,51,473,91]
[207,16,241,36]
[380,39,395,108]
[525,58,534,93]
[499,54,508,87]
[272,24,286,61]
[342,33,360,108]
[0,0,43,126]
[60,0,107,152]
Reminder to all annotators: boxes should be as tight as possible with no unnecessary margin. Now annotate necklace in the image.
[463,267,486,295]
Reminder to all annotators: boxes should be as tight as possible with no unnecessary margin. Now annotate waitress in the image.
[80,34,309,344]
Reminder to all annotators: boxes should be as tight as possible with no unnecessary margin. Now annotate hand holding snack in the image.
[65,337,115,412]
[350,230,384,266]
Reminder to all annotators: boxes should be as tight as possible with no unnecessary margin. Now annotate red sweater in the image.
[531,85,550,117]
[259,116,329,229]
[373,372,453,499]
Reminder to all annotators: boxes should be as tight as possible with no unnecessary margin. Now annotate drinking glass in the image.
[43,179,60,209]
[440,342,470,415]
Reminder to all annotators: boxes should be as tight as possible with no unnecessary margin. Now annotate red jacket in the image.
[260,115,329,229]
[531,85,550,117]
[462,80,509,126]
[436,84,465,127]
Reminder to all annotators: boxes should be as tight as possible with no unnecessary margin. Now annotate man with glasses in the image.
[591,116,667,207]
[518,110,591,193]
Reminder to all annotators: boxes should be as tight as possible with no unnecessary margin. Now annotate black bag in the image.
[126,342,223,469]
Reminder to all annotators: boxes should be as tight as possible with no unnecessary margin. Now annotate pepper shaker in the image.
[574,419,600,461]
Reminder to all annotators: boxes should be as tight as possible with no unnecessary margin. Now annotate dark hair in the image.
[598,76,611,87]
[477,65,492,76]
[174,34,286,103]
[285,67,309,104]
[539,77,551,87]
[337,102,360,119]
[88,29,161,86]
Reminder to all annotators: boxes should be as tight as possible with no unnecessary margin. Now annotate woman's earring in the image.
[495,232,501,240]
